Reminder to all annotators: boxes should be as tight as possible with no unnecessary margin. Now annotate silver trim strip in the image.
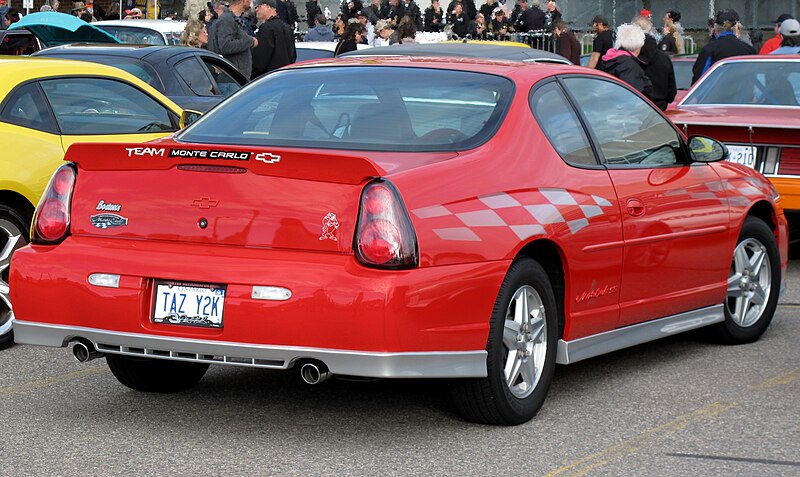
[556,305,724,364]
[13,321,488,378]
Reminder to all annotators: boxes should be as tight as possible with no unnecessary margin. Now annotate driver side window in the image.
[563,77,683,167]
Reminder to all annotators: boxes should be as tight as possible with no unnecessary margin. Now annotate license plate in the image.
[726,145,757,169]
[152,280,226,328]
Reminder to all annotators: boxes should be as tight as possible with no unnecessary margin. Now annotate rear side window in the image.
[201,58,242,97]
[530,82,596,166]
[179,66,515,152]
[0,82,57,133]
[175,57,215,96]
[40,77,176,135]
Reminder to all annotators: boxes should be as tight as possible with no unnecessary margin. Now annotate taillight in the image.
[33,164,76,244]
[355,180,418,269]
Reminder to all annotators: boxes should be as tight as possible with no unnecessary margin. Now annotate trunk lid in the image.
[65,143,389,253]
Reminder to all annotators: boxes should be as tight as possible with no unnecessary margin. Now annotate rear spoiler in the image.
[64,143,385,185]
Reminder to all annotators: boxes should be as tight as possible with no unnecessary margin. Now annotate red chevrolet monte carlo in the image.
[10,57,789,425]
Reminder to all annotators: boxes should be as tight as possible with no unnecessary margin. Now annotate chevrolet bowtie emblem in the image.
[191,197,219,209]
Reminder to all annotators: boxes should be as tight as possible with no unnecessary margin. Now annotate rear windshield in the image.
[683,60,800,106]
[177,66,515,152]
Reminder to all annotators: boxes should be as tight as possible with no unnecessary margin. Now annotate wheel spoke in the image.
[506,355,523,387]
[0,234,21,272]
[751,284,767,306]
[749,247,766,275]
[733,244,750,273]
[503,323,518,350]
[513,292,525,325]
[520,358,537,389]
[736,295,752,326]
[727,273,744,297]
[519,290,530,325]
[530,320,545,343]
[504,350,516,380]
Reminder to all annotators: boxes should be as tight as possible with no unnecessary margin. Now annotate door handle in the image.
[626,198,645,217]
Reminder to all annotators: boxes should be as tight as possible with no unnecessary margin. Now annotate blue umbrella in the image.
[8,12,121,47]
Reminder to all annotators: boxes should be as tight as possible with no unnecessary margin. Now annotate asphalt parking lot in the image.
[1,257,798,476]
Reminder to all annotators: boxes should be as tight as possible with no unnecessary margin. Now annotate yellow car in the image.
[0,56,185,348]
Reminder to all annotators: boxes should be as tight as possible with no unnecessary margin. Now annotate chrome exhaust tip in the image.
[300,361,332,385]
[71,340,100,363]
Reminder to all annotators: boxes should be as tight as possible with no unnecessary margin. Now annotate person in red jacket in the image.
[552,20,579,64]
[760,13,794,54]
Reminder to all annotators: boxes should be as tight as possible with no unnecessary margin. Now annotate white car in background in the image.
[94,19,186,46]
[295,41,371,62]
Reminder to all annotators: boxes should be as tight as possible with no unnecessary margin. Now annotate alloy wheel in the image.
[0,218,26,333]
[502,285,547,399]
[727,238,772,328]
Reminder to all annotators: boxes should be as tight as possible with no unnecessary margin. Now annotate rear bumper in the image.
[14,321,488,378]
[10,236,509,377]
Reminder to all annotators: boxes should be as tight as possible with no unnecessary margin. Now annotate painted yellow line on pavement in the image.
[543,401,739,477]
[544,367,800,477]
[752,367,800,390]
[0,366,106,397]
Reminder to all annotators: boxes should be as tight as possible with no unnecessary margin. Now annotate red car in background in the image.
[10,57,788,425]
[668,55,800,241]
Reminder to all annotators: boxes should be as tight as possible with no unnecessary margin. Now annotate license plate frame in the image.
[152,280,226,328]
[726,144,757,169]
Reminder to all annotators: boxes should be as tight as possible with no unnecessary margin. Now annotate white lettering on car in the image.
[96,200,122,212]
[126,147,166,157]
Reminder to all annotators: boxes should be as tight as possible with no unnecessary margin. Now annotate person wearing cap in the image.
[587,14,612,69]
[423,0,444,32]
[692,10,755,84]
[304,13,334,40]
[760,13,794,54]
[771,18,800,54]
[375,18,394,43]
[490,7,510,38]
[72,1,87,17]
[207,0,258,78]
[251,0,295,78]
[355,10,375,45]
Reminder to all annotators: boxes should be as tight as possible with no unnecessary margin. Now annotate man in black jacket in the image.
[692,10,754,84]
[634,15,676,110]
[252,0,297,79]
[513,0,544,33]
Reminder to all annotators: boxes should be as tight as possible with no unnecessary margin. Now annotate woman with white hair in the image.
[600,23,653,98]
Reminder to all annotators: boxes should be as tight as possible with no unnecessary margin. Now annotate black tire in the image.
[0,204,32,351]
[713,216,781,344]
[106,355,209,393]
[450,257,558,425]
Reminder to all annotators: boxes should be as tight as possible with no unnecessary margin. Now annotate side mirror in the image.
[688,135,727,163]
[180,110,203,128]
